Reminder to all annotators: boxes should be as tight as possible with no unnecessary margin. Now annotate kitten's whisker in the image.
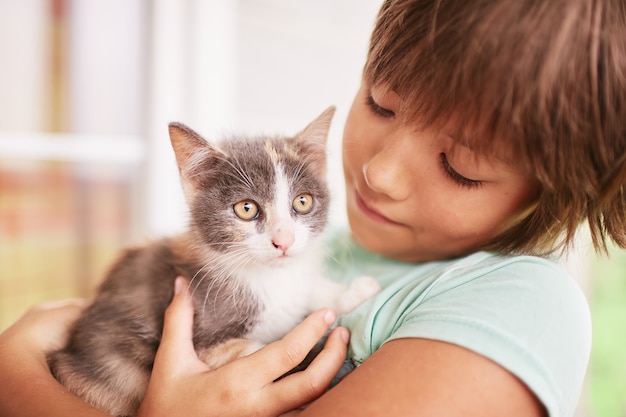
[189,263,213,297]
[197,261,235,319]
[195,248,254,318]
[292,153,316,181]
[223,157,256,189]
[233,157,256,189]
[218,249,259,313]
[208,151,256,189]
[321,244,342,266]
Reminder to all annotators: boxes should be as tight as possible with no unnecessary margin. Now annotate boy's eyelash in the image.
[365,94,395,118]
[439,153,483,189]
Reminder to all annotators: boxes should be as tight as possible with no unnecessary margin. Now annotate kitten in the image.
[47,106,380,417]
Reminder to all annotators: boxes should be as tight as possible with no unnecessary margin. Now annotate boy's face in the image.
[342,83,539,262]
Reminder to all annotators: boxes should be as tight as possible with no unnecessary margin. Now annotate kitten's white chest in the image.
[242,256,321,344]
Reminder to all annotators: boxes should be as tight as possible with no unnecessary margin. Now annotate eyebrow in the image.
[441,128,474,151]
[441,127,518,169]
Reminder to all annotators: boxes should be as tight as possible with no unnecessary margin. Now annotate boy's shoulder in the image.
[328,228,591,417]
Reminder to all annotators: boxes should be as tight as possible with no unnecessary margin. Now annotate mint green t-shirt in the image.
[325,229,591,417]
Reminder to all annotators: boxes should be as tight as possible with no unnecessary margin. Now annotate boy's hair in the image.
[365,0,626,256]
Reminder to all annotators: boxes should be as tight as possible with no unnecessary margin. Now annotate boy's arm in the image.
[302,337,545,417]
[0,296,544,417]
[0,300,110,417]
[0,287,348,417]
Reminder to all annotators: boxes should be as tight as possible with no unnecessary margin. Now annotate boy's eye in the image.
[439,153,483,189]
[365,94,395,118]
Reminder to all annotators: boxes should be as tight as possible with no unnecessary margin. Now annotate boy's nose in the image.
[362,145,411,201]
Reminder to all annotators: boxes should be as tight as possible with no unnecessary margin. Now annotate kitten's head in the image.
[169,106,334,269]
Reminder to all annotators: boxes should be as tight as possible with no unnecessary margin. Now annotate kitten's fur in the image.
[47,107,379,417]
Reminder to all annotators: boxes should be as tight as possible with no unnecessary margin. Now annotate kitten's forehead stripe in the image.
[263,140,280,167]
[264,138,301,166]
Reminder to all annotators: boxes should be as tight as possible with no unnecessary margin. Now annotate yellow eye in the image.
[233,200,259,220]
[292,193,314,214]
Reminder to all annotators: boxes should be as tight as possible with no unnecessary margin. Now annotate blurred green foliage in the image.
[589,247,626,417]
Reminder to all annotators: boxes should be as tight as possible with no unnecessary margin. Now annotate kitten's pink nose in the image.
[272,229,294,253]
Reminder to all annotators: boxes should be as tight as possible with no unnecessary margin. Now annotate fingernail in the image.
[174,277,187,295]
[339,327,350,344]
[324,309,336,325]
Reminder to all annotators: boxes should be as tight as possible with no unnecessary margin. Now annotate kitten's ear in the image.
[295,106,335,176]
[169,122,224,198]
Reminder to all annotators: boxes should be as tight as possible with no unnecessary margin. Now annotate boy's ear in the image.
[168,122,224,202]
[295,106,335,177]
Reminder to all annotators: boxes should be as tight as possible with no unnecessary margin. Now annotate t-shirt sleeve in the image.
[385,256,591,417]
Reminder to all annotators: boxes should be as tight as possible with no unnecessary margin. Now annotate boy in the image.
[1,1,624,416]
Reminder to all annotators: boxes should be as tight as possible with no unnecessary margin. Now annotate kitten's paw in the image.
[337,276,381,314]
[349,275,381,299]
[241,340,266,357]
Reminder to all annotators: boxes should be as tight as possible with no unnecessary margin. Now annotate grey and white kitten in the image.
[47,106,380,417]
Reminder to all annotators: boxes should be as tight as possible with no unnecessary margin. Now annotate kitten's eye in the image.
[233,200,259,220]
[292,193,314,214]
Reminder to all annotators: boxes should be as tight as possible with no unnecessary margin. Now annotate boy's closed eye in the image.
[365,88,483,190]
[439,152,484,189]
[365,94,396,118]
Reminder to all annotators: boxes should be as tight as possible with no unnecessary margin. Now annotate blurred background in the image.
[0,1,623,416]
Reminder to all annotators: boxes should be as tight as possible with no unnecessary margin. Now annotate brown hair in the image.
[365,0,626,256]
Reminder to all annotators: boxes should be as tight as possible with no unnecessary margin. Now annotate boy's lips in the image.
[354,191,403,226]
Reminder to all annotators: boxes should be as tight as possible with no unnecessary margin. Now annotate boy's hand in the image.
[0,298,87,363]
[138,277,350,417]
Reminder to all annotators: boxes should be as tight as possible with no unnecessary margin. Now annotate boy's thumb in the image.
[154,277,198,371]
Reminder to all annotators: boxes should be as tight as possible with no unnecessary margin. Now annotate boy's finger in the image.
[243,308,337,381]
[154,277,197,371]
[267,326,350,412]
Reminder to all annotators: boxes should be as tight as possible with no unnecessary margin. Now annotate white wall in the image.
[0,0,382,236]
[146,0,381,235]
[0,0,48,131]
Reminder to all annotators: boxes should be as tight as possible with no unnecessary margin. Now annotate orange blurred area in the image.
[0,162,132,329]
